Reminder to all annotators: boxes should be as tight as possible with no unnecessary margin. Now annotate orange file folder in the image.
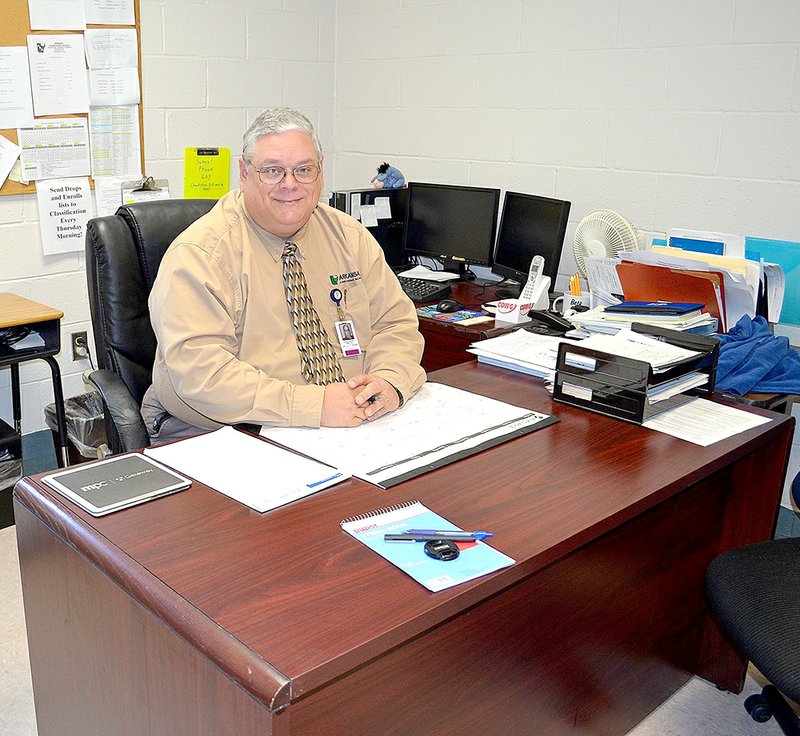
[616,262,727,330]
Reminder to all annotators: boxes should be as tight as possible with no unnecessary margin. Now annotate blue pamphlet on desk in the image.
[605,301,705,315]
[341,500,514,592]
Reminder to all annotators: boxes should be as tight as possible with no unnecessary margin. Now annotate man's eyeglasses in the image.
[247,162,321,185]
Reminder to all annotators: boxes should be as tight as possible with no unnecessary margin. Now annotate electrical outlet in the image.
[71,331,88,361]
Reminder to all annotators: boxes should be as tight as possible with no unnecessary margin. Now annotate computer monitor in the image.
[491,191,571,298]
[403,182,500,278]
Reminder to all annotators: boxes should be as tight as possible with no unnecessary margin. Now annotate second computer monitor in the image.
[491,191,571,293]
[403,182,500,277]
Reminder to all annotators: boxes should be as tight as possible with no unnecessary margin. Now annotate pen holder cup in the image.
[552,292,592,316]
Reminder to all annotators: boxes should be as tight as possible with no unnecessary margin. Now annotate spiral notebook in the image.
[341,499,515,592]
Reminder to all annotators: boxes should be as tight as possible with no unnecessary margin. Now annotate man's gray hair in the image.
[242,108,322,162]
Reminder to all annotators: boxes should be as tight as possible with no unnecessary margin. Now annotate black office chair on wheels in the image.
[85,199,216,454]
[704,472,800,735]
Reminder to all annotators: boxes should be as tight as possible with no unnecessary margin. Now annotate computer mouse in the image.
[436,299,466,313]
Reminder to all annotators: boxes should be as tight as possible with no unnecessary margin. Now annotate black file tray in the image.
[553,323,720,425]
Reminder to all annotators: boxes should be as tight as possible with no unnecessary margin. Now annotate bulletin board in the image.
[0,0,143,196]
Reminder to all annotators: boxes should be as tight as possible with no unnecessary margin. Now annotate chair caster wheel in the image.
[745,693,773,723]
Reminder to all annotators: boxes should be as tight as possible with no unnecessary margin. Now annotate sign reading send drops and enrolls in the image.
[35,177,91,255]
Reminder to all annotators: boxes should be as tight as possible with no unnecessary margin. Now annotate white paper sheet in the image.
[84,0,134,25]
[0,134,22,187]
[84,28,138,68]
[374,196,392,219]
[28,0,86,30]
[0,47,35,128]
[88,67,140,106]
[261,382,554,488]
[92,176,124,216]
[359,204,379,227]
[763,263,785,323]
[577,331,701,371]
[35,177,92,255]
[18,117,90,182]
[84,28,139,105]
[584,256,624,297]
[88,105,141,177]
[144,426,350,513]
[643,397,771,446]
[27,34,89,115]
[397,265,460,282]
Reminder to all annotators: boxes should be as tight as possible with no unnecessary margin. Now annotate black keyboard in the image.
[398,276,452,304]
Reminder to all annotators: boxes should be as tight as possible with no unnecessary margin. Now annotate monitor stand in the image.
[442,263,476,281]
[494,283,521,300]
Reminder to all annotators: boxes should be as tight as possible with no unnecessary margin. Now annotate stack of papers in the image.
[567,306,716,335]
[577,331,702,372]
[467,330,570,380]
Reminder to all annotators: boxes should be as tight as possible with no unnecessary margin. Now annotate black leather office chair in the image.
[85,199,216,453]
[704,473,800,734]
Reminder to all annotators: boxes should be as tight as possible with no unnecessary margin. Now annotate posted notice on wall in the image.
[36,177,92,255]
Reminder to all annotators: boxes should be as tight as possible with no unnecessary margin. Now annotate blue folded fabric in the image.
[715,315,800,395]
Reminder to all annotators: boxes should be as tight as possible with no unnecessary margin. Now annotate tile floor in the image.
[0,524,787,736]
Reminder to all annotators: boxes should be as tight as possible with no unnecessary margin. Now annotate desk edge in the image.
[13,478,293,712]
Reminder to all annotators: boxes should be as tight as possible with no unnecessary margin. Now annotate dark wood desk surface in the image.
[15,363,795,735]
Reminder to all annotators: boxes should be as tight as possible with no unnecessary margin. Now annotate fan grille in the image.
[573,210,638,277]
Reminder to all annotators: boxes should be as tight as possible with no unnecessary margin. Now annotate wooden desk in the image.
[14,363,794,736]
[0,294,68,484]
[417,280,519,371]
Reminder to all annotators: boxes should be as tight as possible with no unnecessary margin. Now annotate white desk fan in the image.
[573,210,640,277]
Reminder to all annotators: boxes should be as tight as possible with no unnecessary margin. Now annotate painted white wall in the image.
[1,0,799,456]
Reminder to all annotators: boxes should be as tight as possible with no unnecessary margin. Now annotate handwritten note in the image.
[184,147,230,199]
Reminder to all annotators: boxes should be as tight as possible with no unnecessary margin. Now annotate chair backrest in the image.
[85,199,216,407]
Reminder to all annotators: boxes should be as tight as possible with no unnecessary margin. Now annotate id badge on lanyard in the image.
[330,288,362,356]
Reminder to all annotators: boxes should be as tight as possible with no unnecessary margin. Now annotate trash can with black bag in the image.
[45,391,109,464]
[0,419,22,527]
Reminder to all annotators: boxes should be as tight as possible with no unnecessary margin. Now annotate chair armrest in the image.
[85,369,151,453]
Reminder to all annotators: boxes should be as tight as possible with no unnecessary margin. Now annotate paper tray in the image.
[553,324,719,425]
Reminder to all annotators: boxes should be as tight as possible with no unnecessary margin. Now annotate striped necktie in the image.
[281,242,345,385]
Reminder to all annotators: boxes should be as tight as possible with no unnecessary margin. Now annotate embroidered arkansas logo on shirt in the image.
[330,270,361,286]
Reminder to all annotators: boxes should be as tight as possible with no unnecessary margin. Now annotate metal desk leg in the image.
[43,356,69,468]
[10,363,21,435]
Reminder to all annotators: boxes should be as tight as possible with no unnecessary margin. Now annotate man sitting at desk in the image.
[141,107,425,444]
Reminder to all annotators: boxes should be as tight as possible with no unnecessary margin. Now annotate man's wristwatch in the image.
[388,382,404,408]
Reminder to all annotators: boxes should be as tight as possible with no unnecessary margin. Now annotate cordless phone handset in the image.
[520,255,545,302]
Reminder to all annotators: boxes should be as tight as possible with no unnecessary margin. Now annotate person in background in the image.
[141,107,425,444]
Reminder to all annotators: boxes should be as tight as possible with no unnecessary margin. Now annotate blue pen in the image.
[407,529,493,539]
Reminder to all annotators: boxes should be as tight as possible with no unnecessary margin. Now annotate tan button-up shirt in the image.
[147,189,426,429]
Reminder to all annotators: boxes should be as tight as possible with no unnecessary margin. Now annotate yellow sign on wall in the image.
[184,147,230,199]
